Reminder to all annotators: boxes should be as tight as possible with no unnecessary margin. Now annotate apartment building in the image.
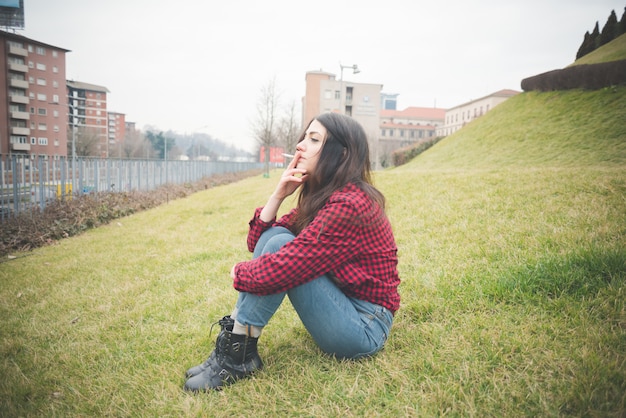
[0,30,69,157]
[107,111,126,156]
[67,80,110,157]
[379,107,446,162]
[439,89,520,136]
[302,70,383,168]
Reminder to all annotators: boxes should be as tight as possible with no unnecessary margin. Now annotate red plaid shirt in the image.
[233,183,400,313]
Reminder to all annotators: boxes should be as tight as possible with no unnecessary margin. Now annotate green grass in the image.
[570,33,626,66]
[1,87,625,416]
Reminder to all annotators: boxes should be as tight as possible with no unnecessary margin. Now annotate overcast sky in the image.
[20,0,626,152]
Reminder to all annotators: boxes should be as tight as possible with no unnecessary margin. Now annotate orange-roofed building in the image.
[379,107,446,164]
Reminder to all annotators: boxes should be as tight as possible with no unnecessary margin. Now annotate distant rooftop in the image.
[67,80,110,93]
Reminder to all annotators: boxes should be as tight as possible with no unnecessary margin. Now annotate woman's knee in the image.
[256,227,295,256]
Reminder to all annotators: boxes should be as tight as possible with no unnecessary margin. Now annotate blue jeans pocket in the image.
[353,300,393,358]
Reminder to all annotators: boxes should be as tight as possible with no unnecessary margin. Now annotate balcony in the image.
[9,95,29,105]
[11,127,30,136]
[8,62,28,73]
[11,142,31,151]
[9,78,28,89]
[9,45,28,57]
[10,111,30,120]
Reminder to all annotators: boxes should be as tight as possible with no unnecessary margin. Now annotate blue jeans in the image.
[234,227,393,359]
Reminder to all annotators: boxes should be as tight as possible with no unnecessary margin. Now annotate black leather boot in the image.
[184,328,263,392]
[185,315,235,378]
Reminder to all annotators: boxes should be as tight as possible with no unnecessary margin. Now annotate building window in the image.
[38,123,47,131]
[389,129,394,137]
[37,78,46,86]
[10,136,28,145]
[38,137,48,146]
[36,62,46,71]
[38,108,47,116]
[334,90,340,100]
[36,46,45,55]
[37,93,47,101]
[31,137,36,145]
[52,50,58,58]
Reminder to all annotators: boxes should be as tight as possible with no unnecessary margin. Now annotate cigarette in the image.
[282,153,294,158]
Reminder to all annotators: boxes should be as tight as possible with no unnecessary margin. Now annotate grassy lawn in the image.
[1,88,625,416]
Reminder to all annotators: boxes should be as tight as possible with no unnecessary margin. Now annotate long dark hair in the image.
[293,113,386,234]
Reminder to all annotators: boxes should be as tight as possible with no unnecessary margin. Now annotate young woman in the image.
[184,112,400,392]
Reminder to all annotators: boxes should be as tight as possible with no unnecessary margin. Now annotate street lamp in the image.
[338,63,361,115]
[339,63,360,81]
[67,98,79,191]
[50,99,78,192]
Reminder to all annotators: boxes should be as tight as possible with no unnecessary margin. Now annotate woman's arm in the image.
[233,192,366,294]
[259,151,307,222]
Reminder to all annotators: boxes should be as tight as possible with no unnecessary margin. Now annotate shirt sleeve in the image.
[234,196,363,295]
[246,207,297,253]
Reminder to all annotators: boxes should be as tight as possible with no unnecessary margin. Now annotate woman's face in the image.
[295,119,326,174]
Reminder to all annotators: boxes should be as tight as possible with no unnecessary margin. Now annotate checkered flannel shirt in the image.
[233,183,400,313]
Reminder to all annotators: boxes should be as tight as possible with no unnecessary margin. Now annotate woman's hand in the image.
[259,152,307,223]
[272,151,308,200]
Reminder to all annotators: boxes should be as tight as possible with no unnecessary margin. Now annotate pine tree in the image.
[591,21,601,49]
[619,7,626,36]
[576,31,593,59]
[599,10,618,46]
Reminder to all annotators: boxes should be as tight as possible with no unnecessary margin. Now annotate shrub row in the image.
[392,137,444,167]
[521,59,626,91]
[0,170,261,257]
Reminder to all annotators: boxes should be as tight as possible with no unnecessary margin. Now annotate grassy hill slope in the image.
[1,87,625,415]
[398,86,626,170]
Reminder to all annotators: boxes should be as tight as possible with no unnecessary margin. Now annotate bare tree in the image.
[70,126,101,157]
[277,100,300,155]
[251,77,280,177]
[121,129,151,159]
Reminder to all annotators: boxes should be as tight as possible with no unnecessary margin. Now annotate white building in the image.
[439,89,520,136]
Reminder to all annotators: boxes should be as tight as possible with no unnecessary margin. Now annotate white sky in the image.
[20,0,626,152]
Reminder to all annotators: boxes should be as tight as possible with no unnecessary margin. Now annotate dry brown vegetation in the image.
[0,169,262,257]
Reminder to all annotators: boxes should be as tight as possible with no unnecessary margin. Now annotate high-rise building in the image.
[107,111,126,157]
[66,80,110,157]
[0,30,69,157]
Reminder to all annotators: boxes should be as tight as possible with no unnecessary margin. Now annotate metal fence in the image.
[0,154,263,221]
